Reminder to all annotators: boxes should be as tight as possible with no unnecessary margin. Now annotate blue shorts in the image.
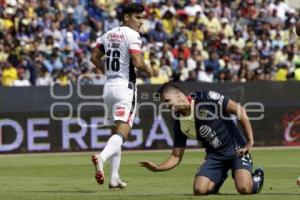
[196,154,253,185]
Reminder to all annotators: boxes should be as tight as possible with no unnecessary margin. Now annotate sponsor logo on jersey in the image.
[115,107,125,117]
[199,125,222,149]
[107,33,125,42]
[218,95,224,105]
[242,162,250,166]
[111,43,120,48]
[184,127,191,134]
[208,91,221,100]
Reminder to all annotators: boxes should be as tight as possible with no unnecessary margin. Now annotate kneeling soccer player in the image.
[140,83,264,195]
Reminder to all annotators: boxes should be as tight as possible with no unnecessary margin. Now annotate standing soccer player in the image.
[90,3,152,189]
[140,83,264,195]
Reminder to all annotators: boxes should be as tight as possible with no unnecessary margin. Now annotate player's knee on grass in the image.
[234,169,253,194]
[235,183,252,194]
[194,188,210,195]
[193,176,215,195]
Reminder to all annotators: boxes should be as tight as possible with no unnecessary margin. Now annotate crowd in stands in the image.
[0,0,300,86]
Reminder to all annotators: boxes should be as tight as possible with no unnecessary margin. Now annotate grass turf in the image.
[0,148,299,200]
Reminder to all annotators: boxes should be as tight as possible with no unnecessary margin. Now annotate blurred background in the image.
[0,0,300,86]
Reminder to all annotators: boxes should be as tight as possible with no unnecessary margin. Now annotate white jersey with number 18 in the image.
[96,26,142,85]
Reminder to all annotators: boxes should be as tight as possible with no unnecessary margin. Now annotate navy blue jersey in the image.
[173,91,247,159]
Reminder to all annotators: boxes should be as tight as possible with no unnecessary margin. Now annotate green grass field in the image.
[0,148,299,200]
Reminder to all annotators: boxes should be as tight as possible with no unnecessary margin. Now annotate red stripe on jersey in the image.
[127,113,132,124]
[129,49,142,54]
[187,96,193,104]
[96,43,103,48]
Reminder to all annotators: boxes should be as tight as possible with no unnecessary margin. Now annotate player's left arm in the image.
[139,147,185,172]
[225,99,254,156]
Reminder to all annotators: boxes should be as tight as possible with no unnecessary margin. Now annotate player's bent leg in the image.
[234,169,253,194]
[193,176,215,195]
[91,154,105,185]
[92,121,129,186]
[232,154,264,194]
[211,172,228,194]
[194,156,229,195]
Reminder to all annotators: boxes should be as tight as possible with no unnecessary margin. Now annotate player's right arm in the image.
[139,120,187,172]
[139,147,185,172]
[90,38,105,73]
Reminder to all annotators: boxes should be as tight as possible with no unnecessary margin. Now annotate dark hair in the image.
[121,2,144,20]
[158,82,184,96]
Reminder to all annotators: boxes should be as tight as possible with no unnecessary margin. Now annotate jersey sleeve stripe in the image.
[129,49,142,54]
[96,43,105,53]
[96,43,102,48]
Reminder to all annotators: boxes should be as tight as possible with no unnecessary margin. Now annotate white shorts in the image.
[103,83,137,127]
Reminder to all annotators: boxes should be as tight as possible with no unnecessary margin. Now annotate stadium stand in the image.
[0,0,300,86]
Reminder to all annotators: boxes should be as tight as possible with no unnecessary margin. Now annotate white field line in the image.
[0,146,299,158]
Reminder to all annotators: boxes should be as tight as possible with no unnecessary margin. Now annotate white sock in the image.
[100,134,123,163]
[110,148,121,180]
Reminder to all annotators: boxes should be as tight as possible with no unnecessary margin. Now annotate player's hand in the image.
[139,161,159,172]
[236,140,253,157]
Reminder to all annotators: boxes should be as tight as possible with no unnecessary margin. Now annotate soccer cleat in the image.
[109,178,127,190]
[91,154,105,185]
[254,167,264,193]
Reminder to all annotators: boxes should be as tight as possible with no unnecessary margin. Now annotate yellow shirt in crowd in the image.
[0,18,14,30]
[162,18,176,35]
[275,68,288,81]
[205,18,221,34]
[2,67,18,86]
[223,24,234,38]
[295,68,300,81]
[0,51,9,63]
